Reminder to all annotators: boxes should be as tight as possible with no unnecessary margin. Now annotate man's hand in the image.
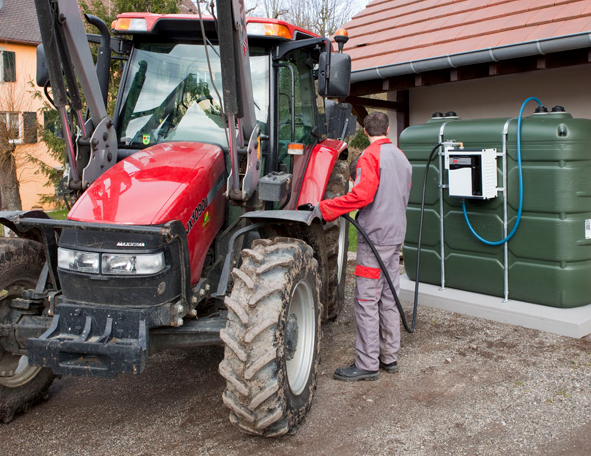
[312,205,323,221]
[297,203,324,221]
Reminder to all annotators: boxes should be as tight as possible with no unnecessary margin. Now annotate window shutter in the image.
[2,51,15,82]
[23,112,37,143]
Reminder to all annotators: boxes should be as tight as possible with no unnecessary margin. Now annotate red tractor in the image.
[0,0,354,436]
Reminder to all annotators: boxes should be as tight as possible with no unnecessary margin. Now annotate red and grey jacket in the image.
[319,138,412,246]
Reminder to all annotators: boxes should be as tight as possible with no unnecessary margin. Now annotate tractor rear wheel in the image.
[323,159,350,320]
[0,238,54,423]
[219,237,321,437]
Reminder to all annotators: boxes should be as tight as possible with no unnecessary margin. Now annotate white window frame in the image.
[0,48,4,83]
[0,111,23,144]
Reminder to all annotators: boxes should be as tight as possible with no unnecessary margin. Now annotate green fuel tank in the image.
[400,107,591,308]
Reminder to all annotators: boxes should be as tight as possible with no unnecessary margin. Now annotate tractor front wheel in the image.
[219,237,321,437]
[0,238,55,423]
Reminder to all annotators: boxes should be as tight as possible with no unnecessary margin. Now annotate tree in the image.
[256,0,289,18]
[0,118,20,211]
[0,82,41,211]
[247,0,366,37]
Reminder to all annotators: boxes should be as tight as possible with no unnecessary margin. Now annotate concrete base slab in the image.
[399,274,591,338]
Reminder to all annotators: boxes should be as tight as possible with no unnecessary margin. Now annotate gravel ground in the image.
[1,257,590,455]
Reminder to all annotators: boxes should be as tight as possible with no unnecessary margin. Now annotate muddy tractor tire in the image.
[323,159,350,320]
[219,237,321,437]
[0,238,55,423]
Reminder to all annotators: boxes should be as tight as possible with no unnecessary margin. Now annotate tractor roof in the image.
[111,13,319,41]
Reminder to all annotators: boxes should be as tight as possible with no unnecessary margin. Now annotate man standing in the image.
[318,111,412,381]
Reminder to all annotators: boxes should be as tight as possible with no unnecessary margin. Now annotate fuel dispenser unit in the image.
[445,147,498,200]
[400,99,591,308]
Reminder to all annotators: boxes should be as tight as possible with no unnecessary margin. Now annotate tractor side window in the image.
[277,49,317,172]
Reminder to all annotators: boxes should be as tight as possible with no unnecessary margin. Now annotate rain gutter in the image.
[350,32,591,84]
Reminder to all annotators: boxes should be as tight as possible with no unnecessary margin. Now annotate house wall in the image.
[384,64,591,145]
[409,64,591,129]
[0,41,59,210]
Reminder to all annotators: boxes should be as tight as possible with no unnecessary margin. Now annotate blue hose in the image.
[462,97,542,246]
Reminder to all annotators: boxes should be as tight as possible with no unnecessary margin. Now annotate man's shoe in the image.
[379,360,399,373]
[334,364,379,382]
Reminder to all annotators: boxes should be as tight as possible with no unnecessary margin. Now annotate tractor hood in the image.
[68,142,226,226]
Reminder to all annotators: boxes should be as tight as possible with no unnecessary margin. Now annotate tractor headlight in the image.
[58,248,165,275]
[101,252,165,275]
[58,248,100,274]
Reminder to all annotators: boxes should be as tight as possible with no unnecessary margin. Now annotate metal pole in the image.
[502,118,513,302]
[438,123,448,290]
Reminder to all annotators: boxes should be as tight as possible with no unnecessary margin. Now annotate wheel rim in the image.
[0,282,43,388]
[285,279,315,396]
[337,218,348,286]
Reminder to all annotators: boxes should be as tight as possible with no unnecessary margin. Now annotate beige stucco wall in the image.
[385,64,591,144]
[410,64,591,128]
[0,41,59,210]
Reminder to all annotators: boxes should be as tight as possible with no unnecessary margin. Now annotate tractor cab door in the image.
[273,45,320,176]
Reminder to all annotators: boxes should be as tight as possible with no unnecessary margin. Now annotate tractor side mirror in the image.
[36,45,49,87]
[317,51,351,98]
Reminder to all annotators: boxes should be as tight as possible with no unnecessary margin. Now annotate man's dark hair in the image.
[363,111,389,137]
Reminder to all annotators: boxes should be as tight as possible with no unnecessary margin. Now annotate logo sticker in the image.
[203,211,210,227]
[143,134,150,145]
[186,198,208,235]
[117,242,145,247]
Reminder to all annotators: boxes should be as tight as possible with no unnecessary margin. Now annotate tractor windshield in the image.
[116,42,269,149]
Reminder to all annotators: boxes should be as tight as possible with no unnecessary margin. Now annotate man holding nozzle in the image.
[316,111,412,381]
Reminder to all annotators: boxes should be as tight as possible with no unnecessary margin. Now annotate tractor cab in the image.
[110,13,350,180]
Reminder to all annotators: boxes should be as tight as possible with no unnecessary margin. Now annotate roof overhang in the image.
[351,32,591,84]
[0,38,41,46]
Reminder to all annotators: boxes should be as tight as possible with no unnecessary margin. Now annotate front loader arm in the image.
[216,0,260,202]
[34,0,117,190]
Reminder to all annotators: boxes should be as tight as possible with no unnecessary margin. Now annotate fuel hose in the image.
[340,142,442,334]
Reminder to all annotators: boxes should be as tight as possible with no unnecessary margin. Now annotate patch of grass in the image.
[46,210,68,220]
[349,224,357,252]
[348,211,358,252]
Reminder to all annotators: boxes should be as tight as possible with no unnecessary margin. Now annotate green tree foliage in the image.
[349,127,369,150]
[114,0,181,14]
[28,82,69,209]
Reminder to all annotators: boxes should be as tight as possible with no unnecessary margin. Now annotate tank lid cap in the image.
[534,105,548,113]
[551,105,566,113]
[431,112,444,118]
[445,111,458,117]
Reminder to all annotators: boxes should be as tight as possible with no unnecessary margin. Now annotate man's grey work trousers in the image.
[353,240,402,372]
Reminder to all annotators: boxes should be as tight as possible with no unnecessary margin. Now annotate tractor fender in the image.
[240,209,317,226]
[296,139,348,207]
[0,210,51,243]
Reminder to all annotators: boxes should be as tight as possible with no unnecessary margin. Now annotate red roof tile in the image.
[343,0,591,72]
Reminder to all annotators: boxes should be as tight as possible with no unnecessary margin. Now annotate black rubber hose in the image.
[341,142,442,334]
[413,143,443,319]
[343,213,416,333]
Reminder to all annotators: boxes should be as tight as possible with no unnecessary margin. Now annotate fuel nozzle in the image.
[443,140,464,150]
